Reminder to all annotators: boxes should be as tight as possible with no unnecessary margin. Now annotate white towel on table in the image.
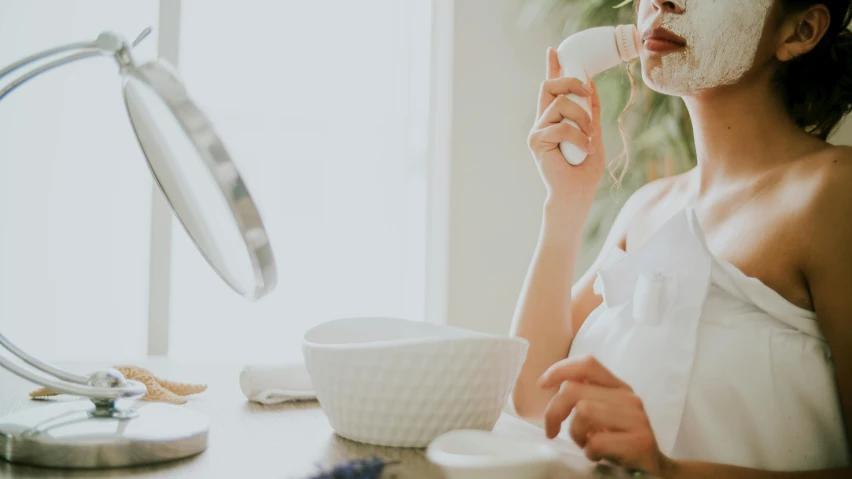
[239,363,316,405]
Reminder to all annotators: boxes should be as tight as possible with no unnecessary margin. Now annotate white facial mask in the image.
[643,0,773,95]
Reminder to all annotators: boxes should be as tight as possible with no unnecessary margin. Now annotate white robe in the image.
[566,208,850,471]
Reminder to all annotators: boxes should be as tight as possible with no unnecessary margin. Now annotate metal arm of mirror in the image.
[0,29,158,414]
[0,28,277,469]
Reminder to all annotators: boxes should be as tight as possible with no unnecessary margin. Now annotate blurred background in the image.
[2,0,851,364]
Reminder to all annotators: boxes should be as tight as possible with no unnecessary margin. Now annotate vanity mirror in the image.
[0,28,277,468]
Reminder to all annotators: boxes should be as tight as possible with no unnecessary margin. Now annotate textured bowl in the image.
[302,317,528,447]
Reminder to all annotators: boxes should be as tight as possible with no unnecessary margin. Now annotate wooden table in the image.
[0,359,647,478]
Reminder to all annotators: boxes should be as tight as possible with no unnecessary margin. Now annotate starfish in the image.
[29,365,207,405]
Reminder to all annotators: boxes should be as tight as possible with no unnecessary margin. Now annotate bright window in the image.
[0,0,159,360]
[169,0,432,362]
[0,0,432,363]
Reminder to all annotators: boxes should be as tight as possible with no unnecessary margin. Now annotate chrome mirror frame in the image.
[0,28,276,469]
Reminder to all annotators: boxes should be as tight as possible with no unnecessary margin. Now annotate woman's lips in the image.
[645,39,686,53]
[643,27,686,53]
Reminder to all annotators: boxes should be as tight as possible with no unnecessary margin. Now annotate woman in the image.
[511,0,852,477]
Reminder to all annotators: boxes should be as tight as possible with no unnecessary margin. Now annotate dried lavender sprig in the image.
[307,456,399,479]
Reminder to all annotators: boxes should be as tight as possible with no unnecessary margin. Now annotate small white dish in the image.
[427,429,559,479]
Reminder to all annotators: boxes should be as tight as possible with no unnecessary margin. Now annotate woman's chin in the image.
[639,59,664,91]
[640,67,669,95]
[640,66,692,97]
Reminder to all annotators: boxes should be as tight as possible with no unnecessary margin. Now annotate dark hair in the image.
[778,1,852,139]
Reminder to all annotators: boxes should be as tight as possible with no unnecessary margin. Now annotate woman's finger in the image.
[532,124,593,153]
[543,381,575,438]
[543,77,594,98]
[537,76,592,117]
[537,96,594,135]
[539,355,630,390]
[568,402,595,447]
[542,381,631,438]
[568,399,643,446]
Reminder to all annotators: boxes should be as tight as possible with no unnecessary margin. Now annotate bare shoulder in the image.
[785,146,852,342]
[783,145,852,269]
[787,145,852,216]
[807,145,852,219]
[809,144,852,192]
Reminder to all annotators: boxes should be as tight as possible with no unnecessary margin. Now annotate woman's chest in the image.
[625,197,813,312]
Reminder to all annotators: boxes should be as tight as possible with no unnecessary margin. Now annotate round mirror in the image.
[122,61,276,299]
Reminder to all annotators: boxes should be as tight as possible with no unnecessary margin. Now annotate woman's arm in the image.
[509,45,609,419]
[798,151,852,466]
[509,200,595,419]
[510,194,637,419]
[508,47,678,419]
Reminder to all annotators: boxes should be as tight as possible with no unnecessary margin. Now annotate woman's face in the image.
[636,0,775,96]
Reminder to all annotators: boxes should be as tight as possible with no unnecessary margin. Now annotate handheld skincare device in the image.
[556,24,640,165]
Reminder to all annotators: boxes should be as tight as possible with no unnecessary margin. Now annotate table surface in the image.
[0,359,649,479]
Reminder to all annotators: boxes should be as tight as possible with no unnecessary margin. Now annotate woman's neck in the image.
[682,76,825,194]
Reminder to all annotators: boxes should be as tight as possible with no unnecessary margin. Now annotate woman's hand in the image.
[537,355,675,477]
[528,47,606,207]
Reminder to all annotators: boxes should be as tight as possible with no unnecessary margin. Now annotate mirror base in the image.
[0,400,208,469]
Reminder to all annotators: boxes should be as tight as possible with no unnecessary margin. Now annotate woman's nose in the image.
[651,0,686,13]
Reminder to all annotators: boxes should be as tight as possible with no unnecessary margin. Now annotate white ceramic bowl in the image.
[302,317,528,447]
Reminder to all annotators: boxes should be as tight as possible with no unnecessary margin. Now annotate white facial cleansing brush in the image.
[556,24,640,166]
